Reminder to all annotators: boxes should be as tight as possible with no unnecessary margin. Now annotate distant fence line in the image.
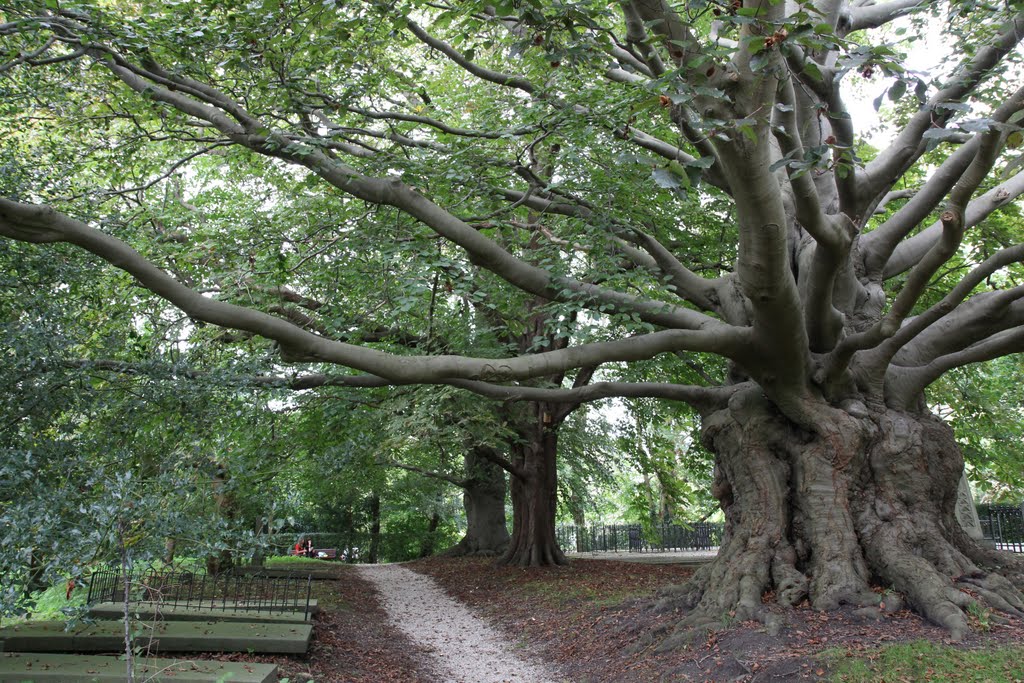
[557,504,1023,556]
[263,504,1022,559]
[978,503,1024,553]
[557,522,724,554]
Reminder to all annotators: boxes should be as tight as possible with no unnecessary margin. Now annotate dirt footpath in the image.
[357,563,562,683]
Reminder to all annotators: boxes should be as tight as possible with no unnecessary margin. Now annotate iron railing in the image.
[86,568,313,619]
[558,505,1022,556]
[977,503,1024,553]
[557,522,723,554]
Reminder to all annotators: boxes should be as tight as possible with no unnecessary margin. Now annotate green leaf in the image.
[687,156,716,169]
[651,167,683,189]
[914,78,928,104]
[874,90,887,111]
[935,102,971,113]
[888,79,907,102]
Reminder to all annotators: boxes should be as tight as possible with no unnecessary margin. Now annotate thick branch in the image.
[882,169,1024,279]
[893,288,1024,368]
[891,326,1024,406]
[718,136,811,405]
[831,207,964,382]
[862,138,982,275]
[51,356,744,416]
[627,0,706,79]
[881,245,1024,362]
[101,47,732,332]
[836,104,1019,380]
[860,14,1024,210]
[621,1,667,76]
[446,378,746,416]
[406,19,535,94]
[0,199,748,381]
[844,0,938,32]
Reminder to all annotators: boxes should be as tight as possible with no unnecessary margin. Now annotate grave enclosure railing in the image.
[977,503,1024,553]
[557,522,724,554]
[86,568,313,620]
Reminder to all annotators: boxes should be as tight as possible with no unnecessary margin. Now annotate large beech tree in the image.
[2,0,1024,638]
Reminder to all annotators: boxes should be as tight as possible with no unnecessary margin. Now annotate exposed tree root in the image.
[440,538,508,558]
[650,402,1024,647]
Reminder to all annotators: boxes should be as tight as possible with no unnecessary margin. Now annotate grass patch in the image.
[823,640,1024,682]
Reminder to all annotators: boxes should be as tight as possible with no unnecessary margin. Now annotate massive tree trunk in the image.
[499,410,567,567]
[444,447,510,557]
[658,388,1024,645]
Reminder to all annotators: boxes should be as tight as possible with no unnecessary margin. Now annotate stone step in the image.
[0,652,277,682]
[0,620,312,654]
[88,603,312,623]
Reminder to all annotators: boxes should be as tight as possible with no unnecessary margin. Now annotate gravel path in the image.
[356,564,560,683]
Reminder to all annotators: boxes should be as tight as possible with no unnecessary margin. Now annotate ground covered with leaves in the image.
[412,556,1024,682]
[196,555,1024,682]
[207,562,437,683]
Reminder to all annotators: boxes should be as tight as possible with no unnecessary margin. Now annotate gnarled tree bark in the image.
[658,390,1023,646]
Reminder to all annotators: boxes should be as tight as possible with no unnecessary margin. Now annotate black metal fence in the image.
[557,506,1023,556]
[978,503,1024,553]
[86,568,313,619]
[557,522,724,554]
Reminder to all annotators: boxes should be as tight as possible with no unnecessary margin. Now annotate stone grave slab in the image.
[0,652,276,682]
[88,603,311,624]
[230,567,339,580]
[110,599,320,614]
[0,620,312,654]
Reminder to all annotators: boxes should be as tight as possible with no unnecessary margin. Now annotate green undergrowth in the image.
[0,581,88,627]
[822,640,1024,682]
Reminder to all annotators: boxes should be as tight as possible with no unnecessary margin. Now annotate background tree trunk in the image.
[571,501,587,553]
[163,538,177,565]
[366,493,381,564]
[205,461,235,575]
[419,509,441,558]
[499,413,566,567]
[444,447,510,557]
